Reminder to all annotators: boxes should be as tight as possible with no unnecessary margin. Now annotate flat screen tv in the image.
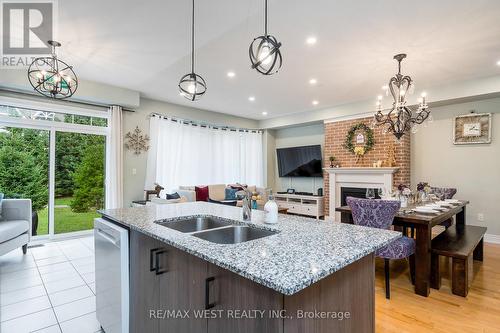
[276,145,323,177]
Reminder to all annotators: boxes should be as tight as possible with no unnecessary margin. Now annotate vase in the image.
[252,200,258,209]
[400,195,408,208]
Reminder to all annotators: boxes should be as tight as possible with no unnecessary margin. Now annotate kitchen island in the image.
[99,202,400,333]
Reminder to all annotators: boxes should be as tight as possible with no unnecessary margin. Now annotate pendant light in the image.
[179,0,206,101]
[27,40,78,99]
[249,0,282,75]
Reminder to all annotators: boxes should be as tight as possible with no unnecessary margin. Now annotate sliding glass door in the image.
[54,132,106,234]
[0,102,109,238]
[0,126,50,235]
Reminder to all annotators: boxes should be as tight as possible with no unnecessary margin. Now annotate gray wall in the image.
[268,123,325,194]
[123,98,259,205]
[411,97,500,237]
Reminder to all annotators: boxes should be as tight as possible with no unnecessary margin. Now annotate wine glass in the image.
[366,188,376,199]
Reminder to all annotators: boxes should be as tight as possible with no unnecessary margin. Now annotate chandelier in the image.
[374,54,430,140]
[178,0,206,101]
[249,0,282,75]
[27,41,78,99]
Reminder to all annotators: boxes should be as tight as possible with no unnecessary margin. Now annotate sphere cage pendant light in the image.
[249,0,282,75]
[374,54,430,140]
[179,0,206,101]
[27,41,78,99]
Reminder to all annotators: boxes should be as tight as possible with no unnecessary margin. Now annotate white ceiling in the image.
[57,0,500,119]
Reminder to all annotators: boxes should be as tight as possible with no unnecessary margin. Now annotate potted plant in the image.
[329,156,336,168]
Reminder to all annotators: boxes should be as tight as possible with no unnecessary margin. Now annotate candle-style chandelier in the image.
[374,54,430,140]
[27,41,78,99]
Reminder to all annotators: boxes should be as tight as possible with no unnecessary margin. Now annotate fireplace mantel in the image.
[324,167,399,221]
[324,167,399,174]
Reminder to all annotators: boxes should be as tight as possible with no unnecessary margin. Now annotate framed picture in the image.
[453,113,492,145]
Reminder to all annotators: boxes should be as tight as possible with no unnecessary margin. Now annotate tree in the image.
[70,139,105,212]
[55,132,90,197]
[0,145,48,211]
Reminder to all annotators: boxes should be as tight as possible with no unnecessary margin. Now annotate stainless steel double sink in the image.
[156,216,278,244]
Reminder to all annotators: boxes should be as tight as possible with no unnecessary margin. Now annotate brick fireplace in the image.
[323,116,411,217]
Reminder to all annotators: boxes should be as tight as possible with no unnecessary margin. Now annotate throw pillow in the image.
[166,192,181,200]
[224,188,238,200]
[195,186,209,202]
[0,193,3,220]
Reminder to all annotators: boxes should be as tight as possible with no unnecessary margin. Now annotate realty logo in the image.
[1,0,56,66]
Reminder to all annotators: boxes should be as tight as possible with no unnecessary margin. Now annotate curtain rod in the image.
[149,112,262,133]
[0,88,135,112]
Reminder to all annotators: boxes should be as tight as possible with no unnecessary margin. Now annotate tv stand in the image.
[274,193,324,220]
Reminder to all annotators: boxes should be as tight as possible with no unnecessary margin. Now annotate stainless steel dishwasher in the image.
[94,218,129,333]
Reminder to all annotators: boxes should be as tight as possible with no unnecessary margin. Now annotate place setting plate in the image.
[413,206,440,214]
[424,204,448,211]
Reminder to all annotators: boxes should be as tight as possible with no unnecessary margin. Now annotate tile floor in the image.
[0,236,101,333]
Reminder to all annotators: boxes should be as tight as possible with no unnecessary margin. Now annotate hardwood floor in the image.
[375,242,500,332]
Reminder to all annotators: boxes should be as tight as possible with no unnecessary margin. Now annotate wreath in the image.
[343,123,374,155]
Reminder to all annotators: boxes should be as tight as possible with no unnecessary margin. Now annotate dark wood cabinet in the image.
[207,263,284,333]
[129,230,375,333]
[158,245,208,333]
[129,230,161,333]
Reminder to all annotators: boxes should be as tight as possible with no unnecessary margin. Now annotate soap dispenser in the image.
[264,192,278,224]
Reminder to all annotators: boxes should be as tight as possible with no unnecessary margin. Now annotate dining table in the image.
[336,200,469,297]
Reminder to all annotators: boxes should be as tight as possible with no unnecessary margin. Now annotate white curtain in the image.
[105,105,123,208]
[145,116,263,192]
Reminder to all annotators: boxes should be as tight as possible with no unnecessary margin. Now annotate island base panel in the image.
[284,254,375,333]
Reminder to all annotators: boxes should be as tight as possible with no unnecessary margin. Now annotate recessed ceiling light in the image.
[248,96,255,102]
[309,78,317,85]
[262,111,268,116]
[306,36,317,45]
[312,100,319,105]
[497,60,500,66]
[227,71,235,78]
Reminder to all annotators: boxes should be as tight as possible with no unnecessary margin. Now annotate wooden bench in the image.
[431,225,487,297]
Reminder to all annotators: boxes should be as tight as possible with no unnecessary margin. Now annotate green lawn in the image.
[37,197,100,235]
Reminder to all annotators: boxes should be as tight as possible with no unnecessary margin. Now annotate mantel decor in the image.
[125,126,150,155]
[453,112,492,144]
[343,123,374,160]
[374,53,430,140]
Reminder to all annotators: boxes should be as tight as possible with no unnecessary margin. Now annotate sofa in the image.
[146,184,268,207]
[177,184,268,206]
[0,198,32,256]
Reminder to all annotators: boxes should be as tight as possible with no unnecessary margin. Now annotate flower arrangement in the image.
[397,184,412,207]
[397,184,412,196]
[416,182,431,203]
[416,182,431,193]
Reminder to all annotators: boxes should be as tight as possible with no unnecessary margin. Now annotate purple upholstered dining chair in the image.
[346,197,415,299]
[431,187,457,229]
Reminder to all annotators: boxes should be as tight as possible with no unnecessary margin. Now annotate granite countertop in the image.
[99,202,400,295]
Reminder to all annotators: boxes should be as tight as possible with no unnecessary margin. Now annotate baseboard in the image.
[484,233,500,244]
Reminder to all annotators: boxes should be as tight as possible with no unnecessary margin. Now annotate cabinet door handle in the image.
[150,248,159,272]
[205,277,216,309]
[155,249,167,275]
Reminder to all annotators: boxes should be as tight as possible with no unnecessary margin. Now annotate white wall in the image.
[411,97,500,237]
[123,98,259,205]
[269,123,325,194]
